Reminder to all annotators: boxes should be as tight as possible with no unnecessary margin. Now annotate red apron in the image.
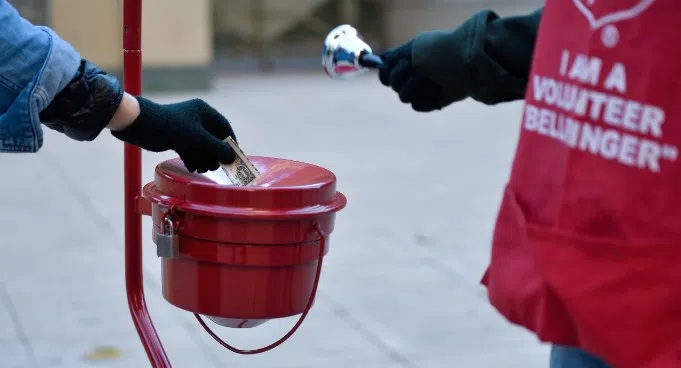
[481,1,681,367]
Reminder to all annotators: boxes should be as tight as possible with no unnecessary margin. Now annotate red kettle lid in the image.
[144,156,346,219]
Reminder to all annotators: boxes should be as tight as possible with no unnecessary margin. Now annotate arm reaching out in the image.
[0,0,238,172]
[379,8,542,111]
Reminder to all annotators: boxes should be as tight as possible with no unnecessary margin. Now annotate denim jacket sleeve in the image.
[0,0,81,152]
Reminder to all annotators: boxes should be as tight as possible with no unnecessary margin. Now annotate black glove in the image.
[379,9,542,110]
[111,97,237,173]
[378,41,450,112]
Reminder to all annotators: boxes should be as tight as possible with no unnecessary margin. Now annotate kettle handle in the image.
[193,222,327,354]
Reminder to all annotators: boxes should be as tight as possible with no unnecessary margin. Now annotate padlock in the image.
[156,216,179,259]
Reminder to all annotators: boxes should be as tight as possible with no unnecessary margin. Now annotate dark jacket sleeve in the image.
[411,8,542,105]
[39,59,124,141]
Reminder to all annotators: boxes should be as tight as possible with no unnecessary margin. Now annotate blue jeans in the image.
[550,345,611,368]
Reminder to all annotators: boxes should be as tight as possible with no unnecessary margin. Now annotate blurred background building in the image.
[9,0,542,92]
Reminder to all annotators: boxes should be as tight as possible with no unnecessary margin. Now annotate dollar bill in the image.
[220,137,262,186]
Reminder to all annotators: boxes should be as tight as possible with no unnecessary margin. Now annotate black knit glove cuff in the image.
[110,97,171,152]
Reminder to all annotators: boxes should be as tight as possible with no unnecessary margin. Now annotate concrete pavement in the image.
[0,72,549,368]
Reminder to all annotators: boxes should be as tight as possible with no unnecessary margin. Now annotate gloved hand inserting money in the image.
[111,97,237,173]
[378,9,540,111]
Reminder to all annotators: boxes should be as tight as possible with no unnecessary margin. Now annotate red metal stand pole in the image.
[123,1,172,367]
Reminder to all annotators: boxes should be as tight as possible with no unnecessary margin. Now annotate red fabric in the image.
[482,1,681,367]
